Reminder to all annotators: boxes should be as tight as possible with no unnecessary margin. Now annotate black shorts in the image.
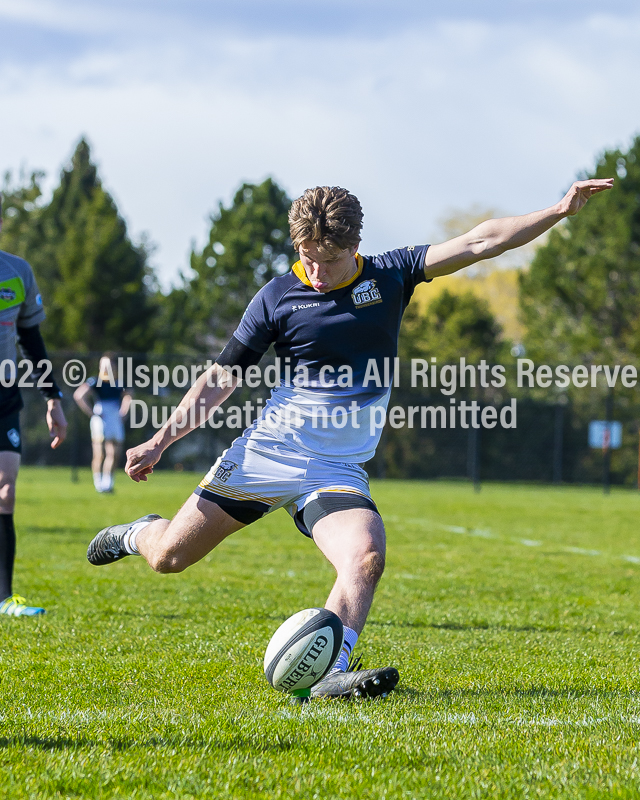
[0,410,21,454]
[294,492,380,538]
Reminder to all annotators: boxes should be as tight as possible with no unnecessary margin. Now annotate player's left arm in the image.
[423,179,614,280]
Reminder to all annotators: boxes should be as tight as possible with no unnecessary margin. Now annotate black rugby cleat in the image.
[310,655,399,700]
[87,514,161,566]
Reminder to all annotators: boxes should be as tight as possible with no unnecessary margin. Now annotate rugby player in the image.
[74,353,132,493]
[0,196,67,617]
[87,179,612,697]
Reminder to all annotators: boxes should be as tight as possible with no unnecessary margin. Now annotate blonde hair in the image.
[288,187,363,257]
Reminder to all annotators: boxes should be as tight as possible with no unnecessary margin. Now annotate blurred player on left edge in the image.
[0,194,67,617]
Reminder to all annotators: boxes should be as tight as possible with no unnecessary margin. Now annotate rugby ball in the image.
[264,608,344,693]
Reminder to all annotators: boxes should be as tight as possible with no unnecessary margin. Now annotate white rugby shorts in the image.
[90,401,125,443]
[195,426,373,536]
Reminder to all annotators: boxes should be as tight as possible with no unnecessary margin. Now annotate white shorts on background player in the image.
[197,425,373,535]
[90,401,125,443]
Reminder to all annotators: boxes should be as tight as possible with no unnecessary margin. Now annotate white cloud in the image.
[1,10,639,287]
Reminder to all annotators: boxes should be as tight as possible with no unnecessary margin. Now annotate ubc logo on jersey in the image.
[352,279,382,308]
[7,429,20,448]
[214,460,239,483]
[0,288,16,302]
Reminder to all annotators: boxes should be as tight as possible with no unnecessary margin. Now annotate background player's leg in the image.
[311,508,386,635]
[101,441,120,491]
[91,441,104,492]
[136,493,246,573]
[0,451,20,599]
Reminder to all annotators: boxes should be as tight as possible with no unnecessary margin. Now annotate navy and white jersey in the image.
[86,376,126,405]
[233,246,430,463]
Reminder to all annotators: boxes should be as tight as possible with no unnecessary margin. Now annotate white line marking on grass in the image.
[12,706,640,732]
[564,546,601,556]
[390,517,640,566]
[276,708,640,728]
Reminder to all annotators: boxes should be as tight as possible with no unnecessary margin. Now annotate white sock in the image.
[93,473,103,492]
[330,626,359,673]
[122,521,151,555]
[101,473,114,492]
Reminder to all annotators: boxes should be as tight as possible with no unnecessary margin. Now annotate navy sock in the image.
[0,513,15,600]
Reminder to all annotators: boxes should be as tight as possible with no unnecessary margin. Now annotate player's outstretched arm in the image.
[125,363,238,482]
[424,178,614,280]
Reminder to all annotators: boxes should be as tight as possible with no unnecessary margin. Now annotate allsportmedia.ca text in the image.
[2,356,637,397]
[70,357,640,396]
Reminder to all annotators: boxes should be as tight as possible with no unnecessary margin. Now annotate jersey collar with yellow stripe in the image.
[292,254,364,291]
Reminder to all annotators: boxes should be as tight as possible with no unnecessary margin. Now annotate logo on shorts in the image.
[352,279,382,308]
[7,428,20,448]
[0,288,16,302]
[214,459,238,483]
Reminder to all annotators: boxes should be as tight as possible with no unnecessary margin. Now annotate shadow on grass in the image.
[0,734,295,753]
[368,619,608,634]
[429,621,562,633]
[396,685,632,700]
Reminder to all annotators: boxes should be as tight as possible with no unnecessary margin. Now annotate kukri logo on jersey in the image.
[351,279,382,308]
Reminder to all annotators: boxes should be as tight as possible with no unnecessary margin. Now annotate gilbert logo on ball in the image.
[264,608,344,693]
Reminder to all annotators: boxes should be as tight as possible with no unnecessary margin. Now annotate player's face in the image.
[298,241,358,293]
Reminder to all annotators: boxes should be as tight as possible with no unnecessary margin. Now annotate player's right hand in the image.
[125,441,163,482]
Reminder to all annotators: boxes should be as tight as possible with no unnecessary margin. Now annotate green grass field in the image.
[2,468,640,799]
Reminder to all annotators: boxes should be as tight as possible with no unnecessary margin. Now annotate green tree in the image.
[519,137,640,364]
[0,170,46,258]
[157,178,294,354]
[399,288,504,365]
[19,139,157,352]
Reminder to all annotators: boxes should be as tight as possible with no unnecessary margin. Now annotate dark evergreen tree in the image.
[157,178,294,354]
[32,139,157,351]
[519,137,640,364]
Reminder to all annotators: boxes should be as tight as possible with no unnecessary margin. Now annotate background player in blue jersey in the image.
[74,353,132,493]
[87,179,612,698]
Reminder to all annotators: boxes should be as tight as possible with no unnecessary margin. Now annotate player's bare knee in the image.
[358,548,386,585]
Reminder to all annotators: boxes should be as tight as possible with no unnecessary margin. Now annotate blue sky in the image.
[1,1,639,286]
